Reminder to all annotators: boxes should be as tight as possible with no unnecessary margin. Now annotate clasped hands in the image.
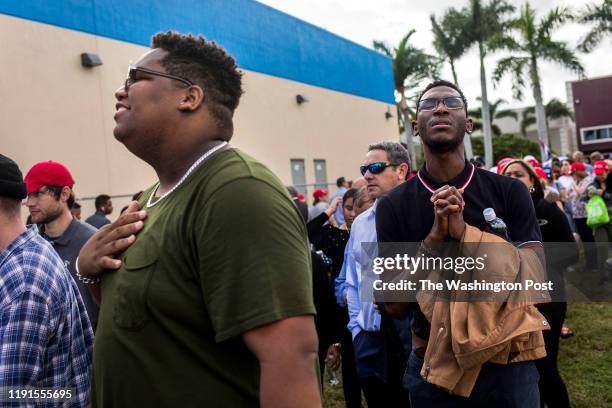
[426,185,466,245]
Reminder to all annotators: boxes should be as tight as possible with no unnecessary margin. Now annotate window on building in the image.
[313,159,328,190]
[581,125,612,144]
[290,159,306,196]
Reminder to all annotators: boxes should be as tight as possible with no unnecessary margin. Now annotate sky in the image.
[256,0,611,111]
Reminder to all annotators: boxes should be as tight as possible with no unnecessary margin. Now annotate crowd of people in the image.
[0,30,607,408]
[472,149,612,286]
[298,85,608,407]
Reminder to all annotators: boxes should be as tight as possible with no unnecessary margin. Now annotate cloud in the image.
[258,0,611,109]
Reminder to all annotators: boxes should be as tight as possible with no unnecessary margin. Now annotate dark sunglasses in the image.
[124,65,193,91]
[418,96,464,111]
[360,162,400,176]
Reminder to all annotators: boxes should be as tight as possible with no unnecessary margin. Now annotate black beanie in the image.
[0,154,27,200]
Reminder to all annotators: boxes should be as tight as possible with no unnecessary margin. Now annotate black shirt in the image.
[292,198,309,223]
[376,161,542,340]
[307,212,349,278]
[534,196,579,301]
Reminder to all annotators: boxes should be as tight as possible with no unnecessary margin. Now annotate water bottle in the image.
[324,352,340,386]
[483,208,510,241]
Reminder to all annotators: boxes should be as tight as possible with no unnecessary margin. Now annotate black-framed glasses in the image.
[418,96,464,111]
[360,162,401,176]
[124,65,193,91]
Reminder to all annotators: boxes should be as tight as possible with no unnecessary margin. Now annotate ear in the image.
[178,85,205,112]
[60,187,71,203]
[397,163,409,180]
[411,119,419,136]
[465,117,474,134]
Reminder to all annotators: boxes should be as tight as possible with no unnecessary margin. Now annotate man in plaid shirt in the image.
[0,154,94,407]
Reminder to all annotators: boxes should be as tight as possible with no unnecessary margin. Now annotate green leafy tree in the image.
[520,98,574,136]
[492,2,585,161]
[578,0,612,52]
[472,134,540,164]
[461,0,516,167]
[373,30,441,165]
[469,97,518,136]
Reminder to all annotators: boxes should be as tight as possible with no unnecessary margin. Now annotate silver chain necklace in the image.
[146,141,228,208]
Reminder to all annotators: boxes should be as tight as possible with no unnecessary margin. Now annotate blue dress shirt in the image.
[329,187,347,225]
[344,201,381,339]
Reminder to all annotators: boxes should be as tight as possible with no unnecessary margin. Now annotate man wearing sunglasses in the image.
[344,141,411,407]
[376,80,546,407]
[76,32,320,407]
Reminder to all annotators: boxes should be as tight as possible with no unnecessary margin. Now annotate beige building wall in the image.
[0,16,398,221]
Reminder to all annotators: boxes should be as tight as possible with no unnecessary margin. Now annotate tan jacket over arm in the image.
[416,224,550,398]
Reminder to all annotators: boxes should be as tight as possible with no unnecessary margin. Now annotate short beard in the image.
[422,132,464,154]
[33,206,63,225]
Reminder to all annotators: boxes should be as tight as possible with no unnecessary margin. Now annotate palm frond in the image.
[372,41,392,57]
[538,40,586,78]
[545,98,574,121]
[579,0,612,24]
[537,6,574,46]
[492,56,528,100]
[577,1,611,51]
[492,124,502,136]
[488,32,521,52]
[521,115,536,136]
[496,109,518,120]
[578,26,609,52]
[468,108,482,119]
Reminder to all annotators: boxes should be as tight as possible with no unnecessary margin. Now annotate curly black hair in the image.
[152,31,244,140]
[416,79,468,115]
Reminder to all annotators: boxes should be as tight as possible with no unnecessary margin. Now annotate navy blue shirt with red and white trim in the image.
[376,161,542,339]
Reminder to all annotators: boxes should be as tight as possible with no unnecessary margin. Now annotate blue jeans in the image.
[353,330,385,380]
[404,350,540,408]
[353,330,403,408]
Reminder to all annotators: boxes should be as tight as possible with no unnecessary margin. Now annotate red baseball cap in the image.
[24,161,75,194]
[570,162,586,174]
[534,167,548,180]
[594,160,609,175]
[312,188,328,199]
[497,157,514,174]
[524,156,541,169]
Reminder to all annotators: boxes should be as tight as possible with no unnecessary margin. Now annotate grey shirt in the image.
[41,219,99,329]
[85,210,110,229]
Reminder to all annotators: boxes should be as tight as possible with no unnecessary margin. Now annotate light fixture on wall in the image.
[81,52,103,68]
[296,94,308,105]
[385,107,393,119]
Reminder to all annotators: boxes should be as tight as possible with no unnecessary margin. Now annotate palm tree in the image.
[578,0,612,52]
[430,9,470,86]
[461,0,516,167]
[431,9,476,159]
[373,30,441,166]
[520,98,574,136]
[469,97,518,136]
[492,2,585,161]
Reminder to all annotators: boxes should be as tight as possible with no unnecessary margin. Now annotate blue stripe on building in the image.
[1,0,395,103]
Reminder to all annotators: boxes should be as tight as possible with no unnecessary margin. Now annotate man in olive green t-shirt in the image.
[77,31,321,407]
